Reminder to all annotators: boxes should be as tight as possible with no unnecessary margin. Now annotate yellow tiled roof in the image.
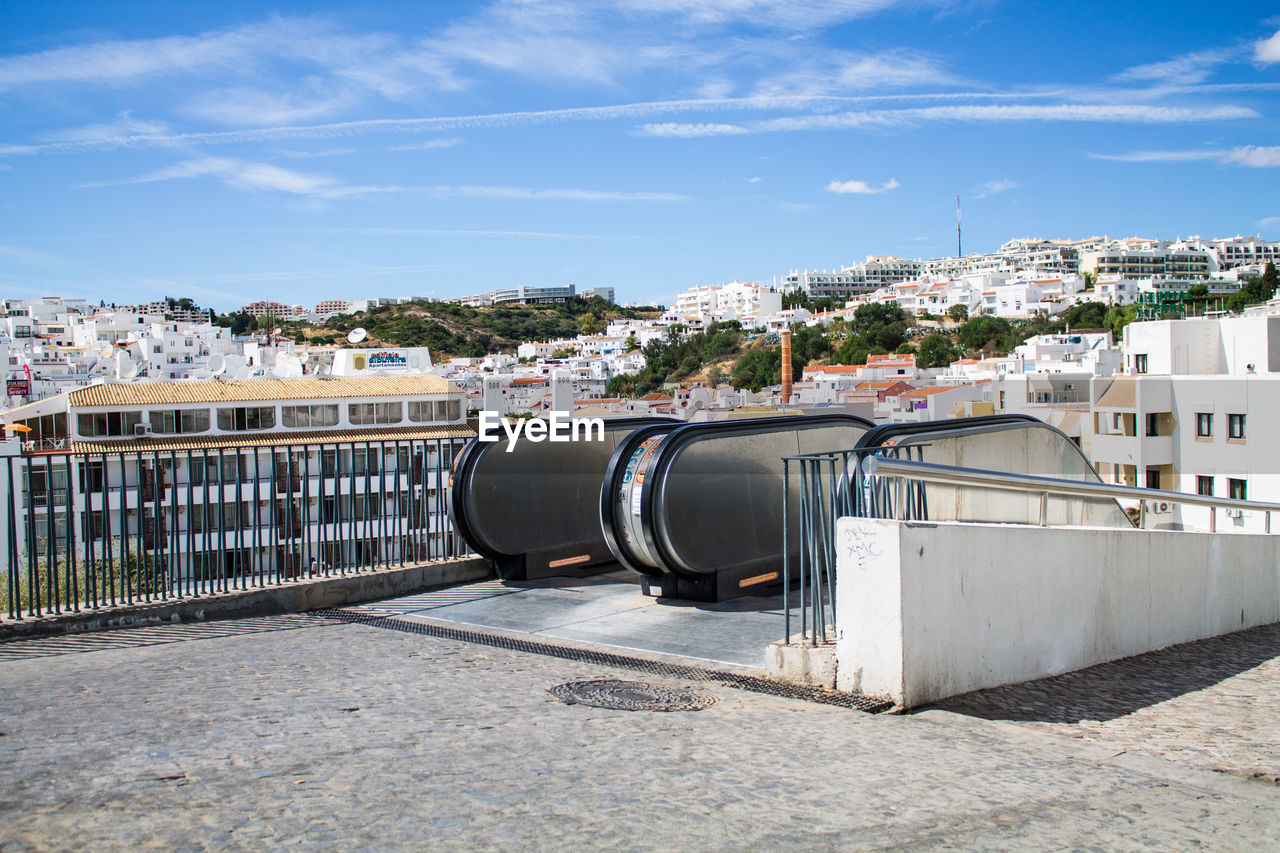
[73,421,477,454]
[68,376,460,408]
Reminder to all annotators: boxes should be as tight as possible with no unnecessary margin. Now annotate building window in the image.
[77,411,142,437]
[1229,478,1247,500]
[282,404,339,428]
[1196,476,1214,496]
[1195,413,1212,438]
[1145,468,1160,490]
[216,406,276,431]
[1145,413,1158,436]
[1228,414,1246,440]
[150,409,211,434]
[1133,354,1148,374]
[407,400,459,423]
[348,402,402,425]
[78,459,106,492]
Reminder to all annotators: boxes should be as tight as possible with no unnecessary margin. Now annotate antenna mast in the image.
[956,195,962,258]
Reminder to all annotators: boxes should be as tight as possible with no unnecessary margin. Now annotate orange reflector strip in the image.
[738,571,779,588]
[549,554,591,568]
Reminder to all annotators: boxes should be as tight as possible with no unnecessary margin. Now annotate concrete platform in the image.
[348,567,786,669]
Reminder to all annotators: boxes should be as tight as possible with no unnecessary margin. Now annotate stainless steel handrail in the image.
[862,455,1279,532]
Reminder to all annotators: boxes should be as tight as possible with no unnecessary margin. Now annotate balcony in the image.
[1089,433,1174,466]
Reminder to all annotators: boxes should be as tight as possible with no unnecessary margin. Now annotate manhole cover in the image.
[549,679,719,712]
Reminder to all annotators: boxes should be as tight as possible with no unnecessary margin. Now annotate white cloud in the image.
[1255,30,1280,64]
[754,50,957,98]
[83,157,342,197]
[181,85,355,126]
[640,102,1258,137]
[1088,145,1280,168]
[970,179,1016,198]
[1220,146,1280,168]
[85,160,692,203]
[617,0,927,29]
[639,122,749,137]
[1114,48,1234,84]
[746,176,761,183]
[277,148,357,158]
[825,178,899,194]
[389,137,463,151]
[1257,216,1280,230]
[429,185,691,202]
[1086,149,1224,163]
[41,113,169,144]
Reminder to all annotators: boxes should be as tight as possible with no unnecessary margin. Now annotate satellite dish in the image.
[96,343,114,359]
[233,366,251,381]
[272,327,282,337]
[208,354,226,375]
[297,351,310,363]
[191,368,213,381]
[318,365,332,376]
[347,327,367,344]
[116,353,138,380]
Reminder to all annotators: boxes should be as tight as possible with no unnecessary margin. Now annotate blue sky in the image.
[0,1,1277,311]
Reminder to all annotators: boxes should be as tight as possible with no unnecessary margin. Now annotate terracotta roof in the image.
[806,365,862,374]
[510,377,546,385]
[73,421,476,454]
[856,381,905,390]
[900,386,960,398]
[639,392,673,401]
[67,376,459,408]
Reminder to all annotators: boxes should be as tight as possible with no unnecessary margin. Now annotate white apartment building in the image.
[665,281,781,326]
[1,376,472,580]
[1084,312,1280,533]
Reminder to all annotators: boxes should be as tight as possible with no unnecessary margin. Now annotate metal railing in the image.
[781,448,1280,646]
[2,437,473,620]
[781,445,927,647]
[862,455,1280,533]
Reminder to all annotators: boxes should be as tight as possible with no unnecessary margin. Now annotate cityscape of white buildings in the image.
[4,231,1279,539]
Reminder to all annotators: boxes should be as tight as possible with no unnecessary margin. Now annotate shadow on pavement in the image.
[928,621,1280,724]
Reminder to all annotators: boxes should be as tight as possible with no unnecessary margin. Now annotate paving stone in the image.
[0,616,1274,850]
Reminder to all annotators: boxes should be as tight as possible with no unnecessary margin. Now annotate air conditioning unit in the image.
[1224,508,1244,519]
[133,423,152,437]
[1147,500,1173,514]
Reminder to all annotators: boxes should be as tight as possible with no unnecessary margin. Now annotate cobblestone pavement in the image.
[0,615,1277,851]
[934,621,1280,784]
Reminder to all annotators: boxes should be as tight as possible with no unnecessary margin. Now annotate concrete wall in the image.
[834,518,1280,708]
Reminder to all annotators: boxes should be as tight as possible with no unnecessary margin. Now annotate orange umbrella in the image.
[2,423,32,432]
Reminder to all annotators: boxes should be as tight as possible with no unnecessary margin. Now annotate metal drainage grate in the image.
[550,679,719,712]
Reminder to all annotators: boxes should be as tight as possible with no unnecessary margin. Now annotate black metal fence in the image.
[2,437,472,620]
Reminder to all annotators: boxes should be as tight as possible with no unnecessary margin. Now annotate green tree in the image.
[917,333,958,368]
[957,315,1014,353]
[730,347,781,392]
[946,304,969,322]
[896,342,917,355]
[1061,301,1107,329]
[1105,304,1139,339]
[624,334,639,351]
[849,303,907,352]
[606,373,636,398]
[579,313,600,335]
[707,365,724,387]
